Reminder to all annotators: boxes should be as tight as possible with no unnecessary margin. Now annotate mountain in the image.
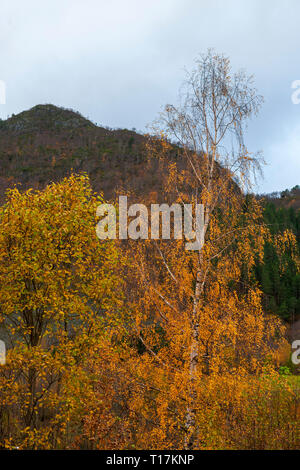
[0,104,163,202]
[258,186,300,211]
[0,104,298,207]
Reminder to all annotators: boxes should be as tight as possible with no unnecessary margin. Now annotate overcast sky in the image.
[0,0,299,193]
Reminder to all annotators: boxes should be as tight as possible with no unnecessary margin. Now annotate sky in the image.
[0,0,299,193]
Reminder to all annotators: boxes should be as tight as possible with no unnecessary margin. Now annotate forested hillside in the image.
[0,104,164,202]
[256,200,300,322]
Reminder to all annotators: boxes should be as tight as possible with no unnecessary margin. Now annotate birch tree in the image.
[127,51,283,449]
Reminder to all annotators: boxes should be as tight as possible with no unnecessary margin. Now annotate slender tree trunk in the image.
[25,366,36,429]
[185,269,202,449]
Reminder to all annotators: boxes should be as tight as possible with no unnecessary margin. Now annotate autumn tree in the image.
[119,50,288,449]
[0,174,121,448]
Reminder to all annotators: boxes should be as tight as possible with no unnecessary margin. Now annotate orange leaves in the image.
[274,229,299,270]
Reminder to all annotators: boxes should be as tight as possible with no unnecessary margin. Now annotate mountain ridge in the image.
[0,104,299,211]
[0,104,152,201]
